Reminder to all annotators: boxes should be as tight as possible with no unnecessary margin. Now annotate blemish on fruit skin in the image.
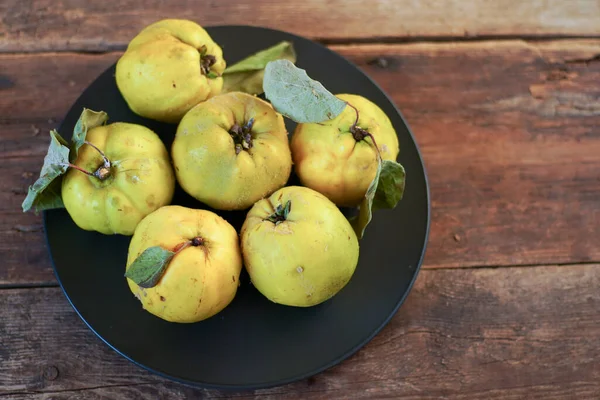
[296,266,304,273]
[160,296,166,302]
[146,194,156,208]
[232,275,236,282]
[129,175,141,184]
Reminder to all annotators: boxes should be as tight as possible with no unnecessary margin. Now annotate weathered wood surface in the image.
[1,265,599,399]
[2,40,600,285]
[1,0,600,52]
[3,1,600,398]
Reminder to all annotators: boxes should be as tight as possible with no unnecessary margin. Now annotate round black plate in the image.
[44,25,430,390]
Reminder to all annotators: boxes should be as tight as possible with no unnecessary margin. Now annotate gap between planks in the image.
[2,261,599,291]
[2,34,600,55]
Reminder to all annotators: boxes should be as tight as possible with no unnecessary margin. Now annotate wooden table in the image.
[2,1,600,398]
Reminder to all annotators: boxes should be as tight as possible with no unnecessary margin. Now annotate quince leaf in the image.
[125,246,175,288]
[22,130,70,213]
[263,59,346,123]
[222,41,296,95]
[71,108,108,160]
[352,158,406,239]
[351,155,382,239]
[373,160,406,210]
[224,41,296,74]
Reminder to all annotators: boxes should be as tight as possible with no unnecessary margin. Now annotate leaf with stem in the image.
[263,60,346,123]
[223,41,296,95]
[124,246,175,288]
[22,130,71,213]
[71,108,108,160]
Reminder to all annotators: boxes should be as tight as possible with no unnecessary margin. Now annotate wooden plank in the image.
[2,40,600,285]
[334,40,600,268]
[1,0,600,52]
[0,53,119,121]
[1,265,599,398]
[0,120,59,287]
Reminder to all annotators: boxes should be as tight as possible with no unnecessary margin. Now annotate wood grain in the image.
[2,40,600,285]
[2,265,599,399]
[1,0,600,52]
[338,40,600,269]
[1,120,61,287]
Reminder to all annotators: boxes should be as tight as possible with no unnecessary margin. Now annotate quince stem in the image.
[84,141,112,181]
[61,162,95,177]
[63,162,112,181]
[173,237,204,253]
[346,102,382,160]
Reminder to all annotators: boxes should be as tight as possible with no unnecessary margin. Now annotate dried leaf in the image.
[71,108,108,159]
[263,60,346,123]
[124,246,175,288]
[222,41,296,95]
[22,130,70,213]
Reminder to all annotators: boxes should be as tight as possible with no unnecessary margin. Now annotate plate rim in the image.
[43,23,431,391]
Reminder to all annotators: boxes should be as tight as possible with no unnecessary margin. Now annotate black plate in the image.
[44,25,430,390]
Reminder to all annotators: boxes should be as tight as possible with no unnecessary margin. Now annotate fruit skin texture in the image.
[61,123,174,235]
[291,93,399,207]
[115,19,226,123]
[126,205,242,323]
[241,186,359,307]
[172,91,292,210]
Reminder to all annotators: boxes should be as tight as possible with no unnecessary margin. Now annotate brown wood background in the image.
[1,1,600,398]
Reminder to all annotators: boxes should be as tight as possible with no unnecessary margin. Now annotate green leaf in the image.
[373,160,406,210]
[222,41,297,95]
[71,108,108,159]
[31,178,65,211]
[224,41,296,74]
[124,246,175,288]
[22,130,70,213]
[351,158,406,239]
[282,199,291,219]
[263,59,346,123]
[207,71,219,79]
[351,156,383,239]
[266,200,292,225]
